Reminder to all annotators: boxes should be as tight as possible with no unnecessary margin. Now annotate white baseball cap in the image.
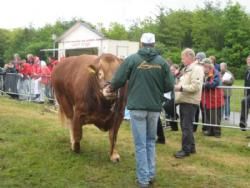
[140,33,155,44]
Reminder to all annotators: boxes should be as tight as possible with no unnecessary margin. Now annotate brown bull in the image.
[51,54,127,162]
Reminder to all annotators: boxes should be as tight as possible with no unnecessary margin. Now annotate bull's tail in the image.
[54,91,69,128]
[58,105,66,127]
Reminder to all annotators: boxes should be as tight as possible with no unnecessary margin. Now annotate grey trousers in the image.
[204,108,222,135]
[179,103,198,153]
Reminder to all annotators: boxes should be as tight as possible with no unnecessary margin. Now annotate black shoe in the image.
[156,139,165,144]
[246,136,250,139]
[190,148,196,154]
[239,122,247,131]
[149,178,155,185]
[174,150,190,159]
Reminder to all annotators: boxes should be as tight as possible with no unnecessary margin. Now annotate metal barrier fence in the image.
[162,85,250,130]
[0,72,249,130]
[0,72,54,103]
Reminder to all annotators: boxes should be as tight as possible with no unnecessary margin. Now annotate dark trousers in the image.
[180,103,198,153]
[204,108,222,136]
[240,95,250,125]
[170,121,178,131]
[163,98,178,131]
[157,118,165,141]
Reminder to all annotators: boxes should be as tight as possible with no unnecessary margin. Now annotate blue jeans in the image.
[129,110,160,185]
[224,96,231,118]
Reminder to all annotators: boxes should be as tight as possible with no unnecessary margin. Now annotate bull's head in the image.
[96,54,122,100]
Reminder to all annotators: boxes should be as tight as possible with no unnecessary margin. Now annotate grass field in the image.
[211,79,244,112]
[0,97,250,188]
[227,80,243,112]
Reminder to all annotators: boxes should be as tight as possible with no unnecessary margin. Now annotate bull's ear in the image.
[98,69,104,79]
[88,65,97,74]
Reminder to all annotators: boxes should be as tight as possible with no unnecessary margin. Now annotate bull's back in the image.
[52,55,99,104]
[52,55,97,88]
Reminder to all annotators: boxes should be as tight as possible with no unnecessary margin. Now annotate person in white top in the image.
[220,62,234,120]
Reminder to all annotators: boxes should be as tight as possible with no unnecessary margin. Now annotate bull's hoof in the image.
[71,142,80,153]
[110,153,120,163]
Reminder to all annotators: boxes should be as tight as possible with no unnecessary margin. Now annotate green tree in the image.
[3,19,77,62]
[0,29,10,66]
[222,2,250,67]
[156,8,192,49]
[192,2,224,51]
[102,22,128,40]
[128,18,157,41]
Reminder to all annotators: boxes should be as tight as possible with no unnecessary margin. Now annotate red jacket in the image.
[17,63,32,76]
[31,63,42,78]
[48,60,59,72]
[201,69,224,109]
[40,66,51,85]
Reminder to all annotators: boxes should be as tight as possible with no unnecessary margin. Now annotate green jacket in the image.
[111,47,174,112]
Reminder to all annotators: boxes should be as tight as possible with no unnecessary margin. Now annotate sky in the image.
[0,0,249,29]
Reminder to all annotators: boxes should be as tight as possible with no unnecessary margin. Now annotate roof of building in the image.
[55,21,105,42]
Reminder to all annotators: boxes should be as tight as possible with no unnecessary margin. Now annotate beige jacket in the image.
[175,62,204,105]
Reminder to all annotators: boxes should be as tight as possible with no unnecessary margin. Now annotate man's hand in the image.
[102,84,117,100]
[106,84,115,93]
[174,84,183,92]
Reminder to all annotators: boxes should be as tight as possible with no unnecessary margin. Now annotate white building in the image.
[56,22,139,59]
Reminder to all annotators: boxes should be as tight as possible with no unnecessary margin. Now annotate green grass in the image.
[233,80,244,86]
[1,97,250,188]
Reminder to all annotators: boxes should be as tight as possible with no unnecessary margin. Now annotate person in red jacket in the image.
[40,61,51,85]
[17,60,32,77]
[47,56,58,72]
[31,56,42,78]
[40,61,52,100]
[201,58,224,138]
[16,60,32,100]
[26,54,34,65]
[30,56,42,101]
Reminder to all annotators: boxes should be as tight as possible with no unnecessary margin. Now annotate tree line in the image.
[0,1,250,78]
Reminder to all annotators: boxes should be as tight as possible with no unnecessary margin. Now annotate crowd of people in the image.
[156,51,236,145]
[0,53,59,102]
[108,32,248,188]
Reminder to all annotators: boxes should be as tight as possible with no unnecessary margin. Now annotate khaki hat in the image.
[200,58,212,65]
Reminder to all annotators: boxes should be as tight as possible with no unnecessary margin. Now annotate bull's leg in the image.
[109,128,120,162]
[69,114,82,153]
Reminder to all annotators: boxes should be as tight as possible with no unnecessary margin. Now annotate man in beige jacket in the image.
[174,48,204,158]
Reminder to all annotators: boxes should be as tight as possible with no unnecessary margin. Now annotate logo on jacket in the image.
[137,61,162,70]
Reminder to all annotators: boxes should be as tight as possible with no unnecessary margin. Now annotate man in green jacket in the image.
[110,33,174,188]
